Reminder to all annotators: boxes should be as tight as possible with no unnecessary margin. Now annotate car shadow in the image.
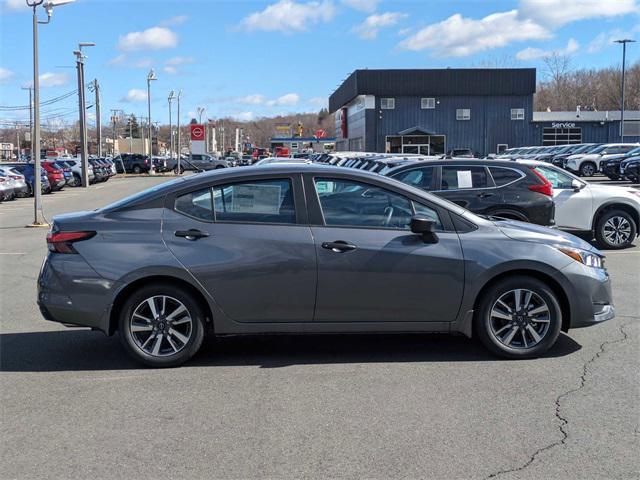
[0,330,582,372]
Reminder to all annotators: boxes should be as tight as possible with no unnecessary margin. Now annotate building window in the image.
[456,109,471,121]
[421,98,435,109]
[290,142,298,149]
[542,127,582,145]
[381,98,395,110]
[511,108,525,120]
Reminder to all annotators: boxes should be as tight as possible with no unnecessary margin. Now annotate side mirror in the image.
[410,216,439,243]
[571,179,583,192]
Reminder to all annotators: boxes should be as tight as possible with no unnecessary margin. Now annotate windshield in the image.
[588,144,608,154]
[534,164,582,189]
[627,146,640,155]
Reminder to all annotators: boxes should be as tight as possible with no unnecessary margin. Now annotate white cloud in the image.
[118,27,178,51]
[2,0,27,11]
[308,96,328,107]
[516,38,579,60]
[399,10,551,57]
[238,94,267,105]
[122,89,148,103]
[266,93,300,106]
[341,0,379,13]
[165,56,195,65]
[233,111,255,121]
[353,12,407,39]
[160,14,188,26]
[39,72,69,87]
[587,25,640,53]
[107,54,153,69]
[163,66,178,74]
[0,67,15,84]
[241,0,336,32]
[519,0,639,28]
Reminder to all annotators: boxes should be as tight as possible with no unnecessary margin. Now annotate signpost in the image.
[190,124,206,154]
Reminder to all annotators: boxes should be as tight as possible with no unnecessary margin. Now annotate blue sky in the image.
[1,0,639,127]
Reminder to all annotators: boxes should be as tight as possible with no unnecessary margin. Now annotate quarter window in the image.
[510,108,525,120]
[488,167,523,186]
[440,166,489,190]
[456,109,471,121]
[175,188,214,221]
[381,98,395,110]
[421,98,435,109]
[213,178,295,224]
[391,167,435,190]
[314,178,414,229]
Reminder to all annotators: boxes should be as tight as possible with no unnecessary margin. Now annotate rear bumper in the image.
[37,253,118,334]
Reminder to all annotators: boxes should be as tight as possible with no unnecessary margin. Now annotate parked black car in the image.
[88,159,109,182]
[600,147,640,180]
[621,156,640,183]
[114,154,152,174]
[385,159,555,225]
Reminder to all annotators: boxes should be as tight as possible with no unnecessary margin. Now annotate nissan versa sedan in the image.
[38,165,614,367]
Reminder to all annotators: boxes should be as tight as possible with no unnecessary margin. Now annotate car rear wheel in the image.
[579,162,596,177]
[595,209,637,249]
[173,166,184,174]
[133,165,142,174]
[475,276,562,359]
[119,284,205,367]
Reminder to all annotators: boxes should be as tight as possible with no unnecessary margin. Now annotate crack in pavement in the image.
[484,321,634,480]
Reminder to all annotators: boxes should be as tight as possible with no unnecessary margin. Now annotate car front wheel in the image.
[119,284,205,367]
[595,209,637,249]
[475,276,562,359]
[579,162,596,177]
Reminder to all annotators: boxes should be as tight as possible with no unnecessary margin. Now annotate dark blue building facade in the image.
[329,69,639,156]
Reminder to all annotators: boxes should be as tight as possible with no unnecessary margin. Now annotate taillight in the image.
[529,168,553,196]
[46,231,96,254]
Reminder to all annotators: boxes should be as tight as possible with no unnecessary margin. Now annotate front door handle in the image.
[175,229,209,241]
[321,240,357,253]
[478,192,495,198]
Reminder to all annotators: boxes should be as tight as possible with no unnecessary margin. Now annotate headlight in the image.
[558,247,604,269]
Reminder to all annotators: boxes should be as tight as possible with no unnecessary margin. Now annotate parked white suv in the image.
[521,160,640,249]
[63,158,95,184]
[564,143,639,177]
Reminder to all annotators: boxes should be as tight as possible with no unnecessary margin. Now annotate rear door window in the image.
[213,178,296,224]
[488,167,523,186]
[175,188,214,221]
[440,166,490,190]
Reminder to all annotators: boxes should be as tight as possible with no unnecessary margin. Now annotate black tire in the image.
[579,162,596,177]
[173,166,184,174]
[72,173,82,187]
[215,165,225,169]
[118,284,205,367]
[133,165,142,174]
[606,175,620,181]
[474,276,562,359]
[595,209,637,250]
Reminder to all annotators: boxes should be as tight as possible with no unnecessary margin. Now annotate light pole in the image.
[614,39,636,141]
[197,106,205,124]
[176,90,182,175]
[168,90,175,159]
[26,0,74,226]
[74,42,94,188]
[146,69,157,165]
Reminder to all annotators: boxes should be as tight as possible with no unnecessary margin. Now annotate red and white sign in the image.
[190,124,205,141]
[314,129,326,139]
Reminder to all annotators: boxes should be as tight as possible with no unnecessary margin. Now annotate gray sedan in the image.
[38,165,614,366]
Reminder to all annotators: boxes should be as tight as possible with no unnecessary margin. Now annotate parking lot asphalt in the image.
[1,175,638,480]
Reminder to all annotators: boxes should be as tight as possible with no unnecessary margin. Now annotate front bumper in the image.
[560,260,615,328]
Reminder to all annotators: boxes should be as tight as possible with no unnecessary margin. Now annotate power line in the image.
[0,89,78,111]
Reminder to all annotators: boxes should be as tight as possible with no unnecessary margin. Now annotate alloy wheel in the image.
[488,289,551,349]
[129,295,193,357]
[581,164,595,176]
[603,216,632,246]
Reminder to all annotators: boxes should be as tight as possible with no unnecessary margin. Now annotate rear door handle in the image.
[175,229,209,241]
[478,192,495,198]
[321,240,357,253]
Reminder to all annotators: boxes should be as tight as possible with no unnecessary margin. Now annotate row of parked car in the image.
[0,157,117,202]
[496,143,640,181]
[303,151,640,249]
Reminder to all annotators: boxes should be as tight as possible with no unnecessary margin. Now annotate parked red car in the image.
[41,161,66,191]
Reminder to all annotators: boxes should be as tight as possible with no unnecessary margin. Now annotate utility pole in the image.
[614,39,636,141]
[176,90,182,174]
[168,90,175,160]
[146,69,157,164]
[129,114,133,153]
[93,79,102,157]
[74,42,94,188]
[21,86,33,155]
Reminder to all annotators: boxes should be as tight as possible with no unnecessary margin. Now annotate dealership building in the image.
[328,68,640,156]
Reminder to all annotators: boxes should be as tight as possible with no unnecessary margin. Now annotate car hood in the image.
[495,219,597,251]
[584,183,640,201]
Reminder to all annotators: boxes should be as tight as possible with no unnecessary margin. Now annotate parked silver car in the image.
[38,165,614,366]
